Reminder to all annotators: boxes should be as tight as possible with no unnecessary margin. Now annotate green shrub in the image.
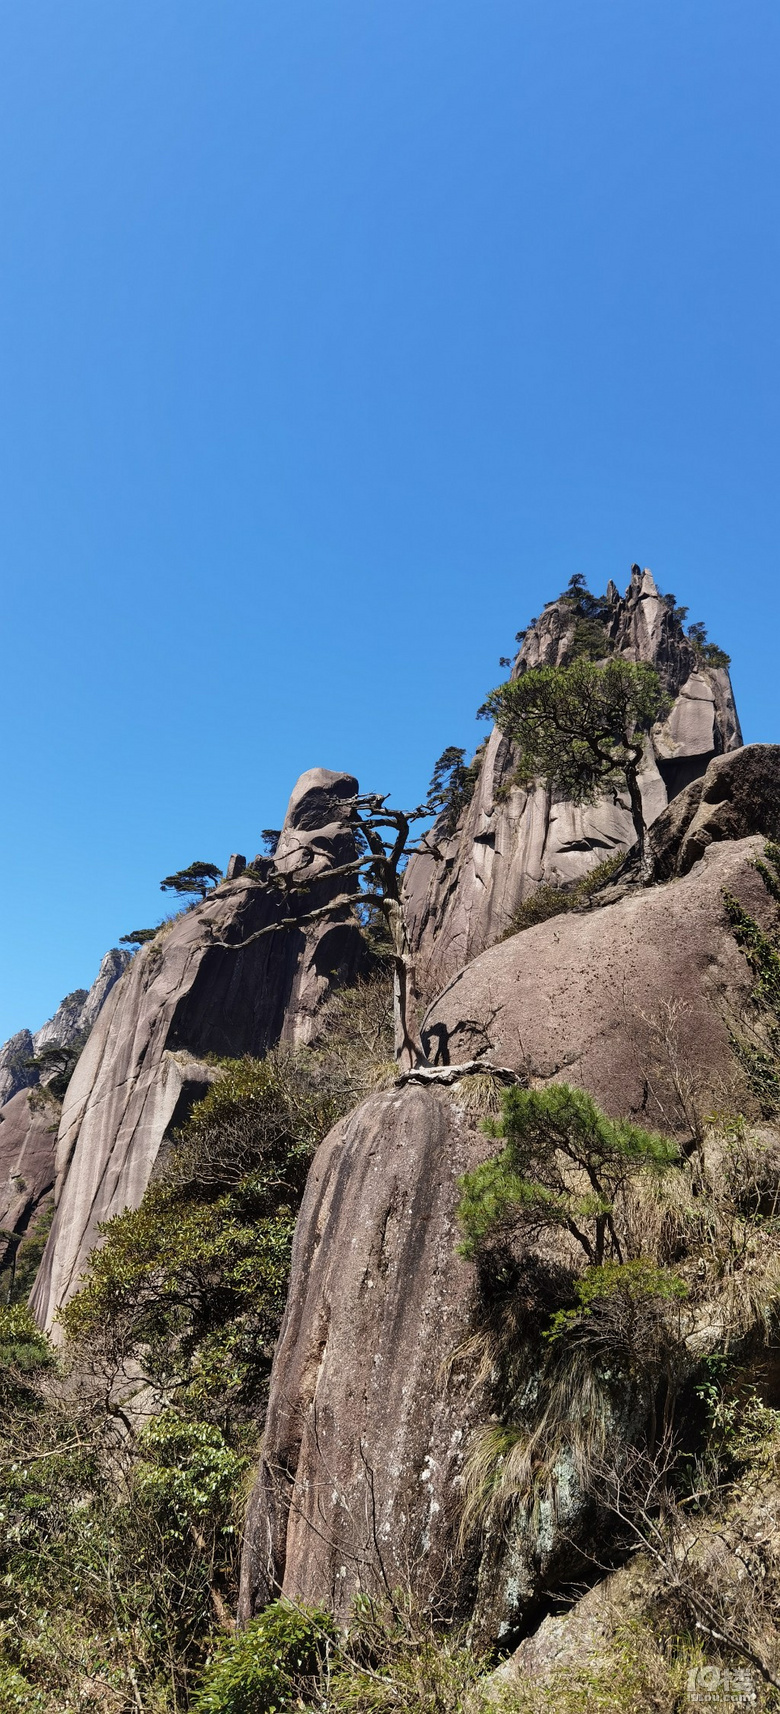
[458,1084,678,1265]
[724,845,780,1115]
[193,1601,336,1714]
[0,1661,47,1712]
[503,853,624,937]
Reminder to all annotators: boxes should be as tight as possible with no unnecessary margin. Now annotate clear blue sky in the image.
[1,1,779,1040]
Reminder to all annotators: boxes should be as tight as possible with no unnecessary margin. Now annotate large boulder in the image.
[238,1083,491,1626]
[649,743,780,879]
[421,838,771,1129]
[240,839,774,1635]
[405,568,741,1000]
[32,947,130,1056]
[31,769,366,1331]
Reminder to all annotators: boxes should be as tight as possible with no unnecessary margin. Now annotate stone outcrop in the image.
[240,836,773,1635]
[404,568,742,1000]
[484,1556,657,1700]
[0,949,130,1109]
[0,1089,57,1266]
[648,743,780,879]
[32,947,130,1057]
[31,769,367,1331]
[421,838,771,1126]
[239,1084,491,1626]
[0,1030,35,1109]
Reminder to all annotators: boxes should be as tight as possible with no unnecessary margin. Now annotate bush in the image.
[458,1084,678,1266]
[502,854,625,938]
[193,1601,336,1714]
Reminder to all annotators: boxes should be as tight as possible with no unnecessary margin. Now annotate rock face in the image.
[484,1557,656,1700]
[240,836,772,1634]
[421,838,771,1127]
[32,948,131,1056]
[0,949,131,1109]
[239,1084,491,1626]
[649,743,780,879]
[404,568,742,1000]
[31,770,366,1330]
[0,1031,35,1109]
[0,1089,57,1266]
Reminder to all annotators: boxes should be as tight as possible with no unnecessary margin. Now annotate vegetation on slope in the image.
[0,979,395,1713]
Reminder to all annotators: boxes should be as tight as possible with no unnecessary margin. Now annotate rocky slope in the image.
[31,768,367,1330]
[239,755,778,1635]
[404,566,742,1000]
[0,1030,35,1110]
[31,947,130,1057]
[0,947,130,1107]
[0,1089,57,1272]
[0,949,132,1275]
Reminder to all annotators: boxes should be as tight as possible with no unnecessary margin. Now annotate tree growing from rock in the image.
[160,861,222,902]
[458,1083,678,1267]
[481,656,671,879]
[211,793,446,1070]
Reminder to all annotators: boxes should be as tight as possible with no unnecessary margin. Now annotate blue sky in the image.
[1,1,779,1039]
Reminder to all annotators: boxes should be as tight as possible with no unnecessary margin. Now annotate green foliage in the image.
[724,844,780,1115]
[58,1171,297,1419]
[193,1601,336,1714]
[482,658,669,809]
[545,1259,688,1345]
[119,926,159,946]
[136,1413,244,1546]
[427,745,481,838]
[687,620,731,669]
[24,1038,85,1101]
[0,1203,54,1308]
[458,1084,678,1266]
[503,853,625,937]
[0,1306,52,1402]
[160,861,223,900]
[558,577,615,663]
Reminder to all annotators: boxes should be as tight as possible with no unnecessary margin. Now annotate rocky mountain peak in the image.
[404,567,742,998]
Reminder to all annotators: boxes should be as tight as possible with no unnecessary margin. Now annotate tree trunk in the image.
[625,757,652,883]
[382,895,425,1069]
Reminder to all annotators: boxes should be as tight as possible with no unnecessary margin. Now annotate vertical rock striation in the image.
[31,948,131,1056]
[0,1090,57,1271]
[0,1031,36,1109]
[31,769,366,1330]
[404,568,741,1000]
[240,829,774,1637]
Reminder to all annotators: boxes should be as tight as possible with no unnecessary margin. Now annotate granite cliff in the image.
[31,768,366,1329]
[404,566,741,1000]
[13,570,780,1708]
[239,818,779,1634]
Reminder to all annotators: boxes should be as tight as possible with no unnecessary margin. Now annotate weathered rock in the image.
[238,1084,491,1626]
[0,1030,35,1109]
[32,948,131,1055]
[661,744,780,877]
[0,950,131,1110]
[240,842,775,1636]
[485,1556,655,1698]
[31,769,366,1331]
[226,853,247,881]
[405,568,742,999]
[421,839,770,1128]
[486,1471,780,1699]
[0,1088,57,1265]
